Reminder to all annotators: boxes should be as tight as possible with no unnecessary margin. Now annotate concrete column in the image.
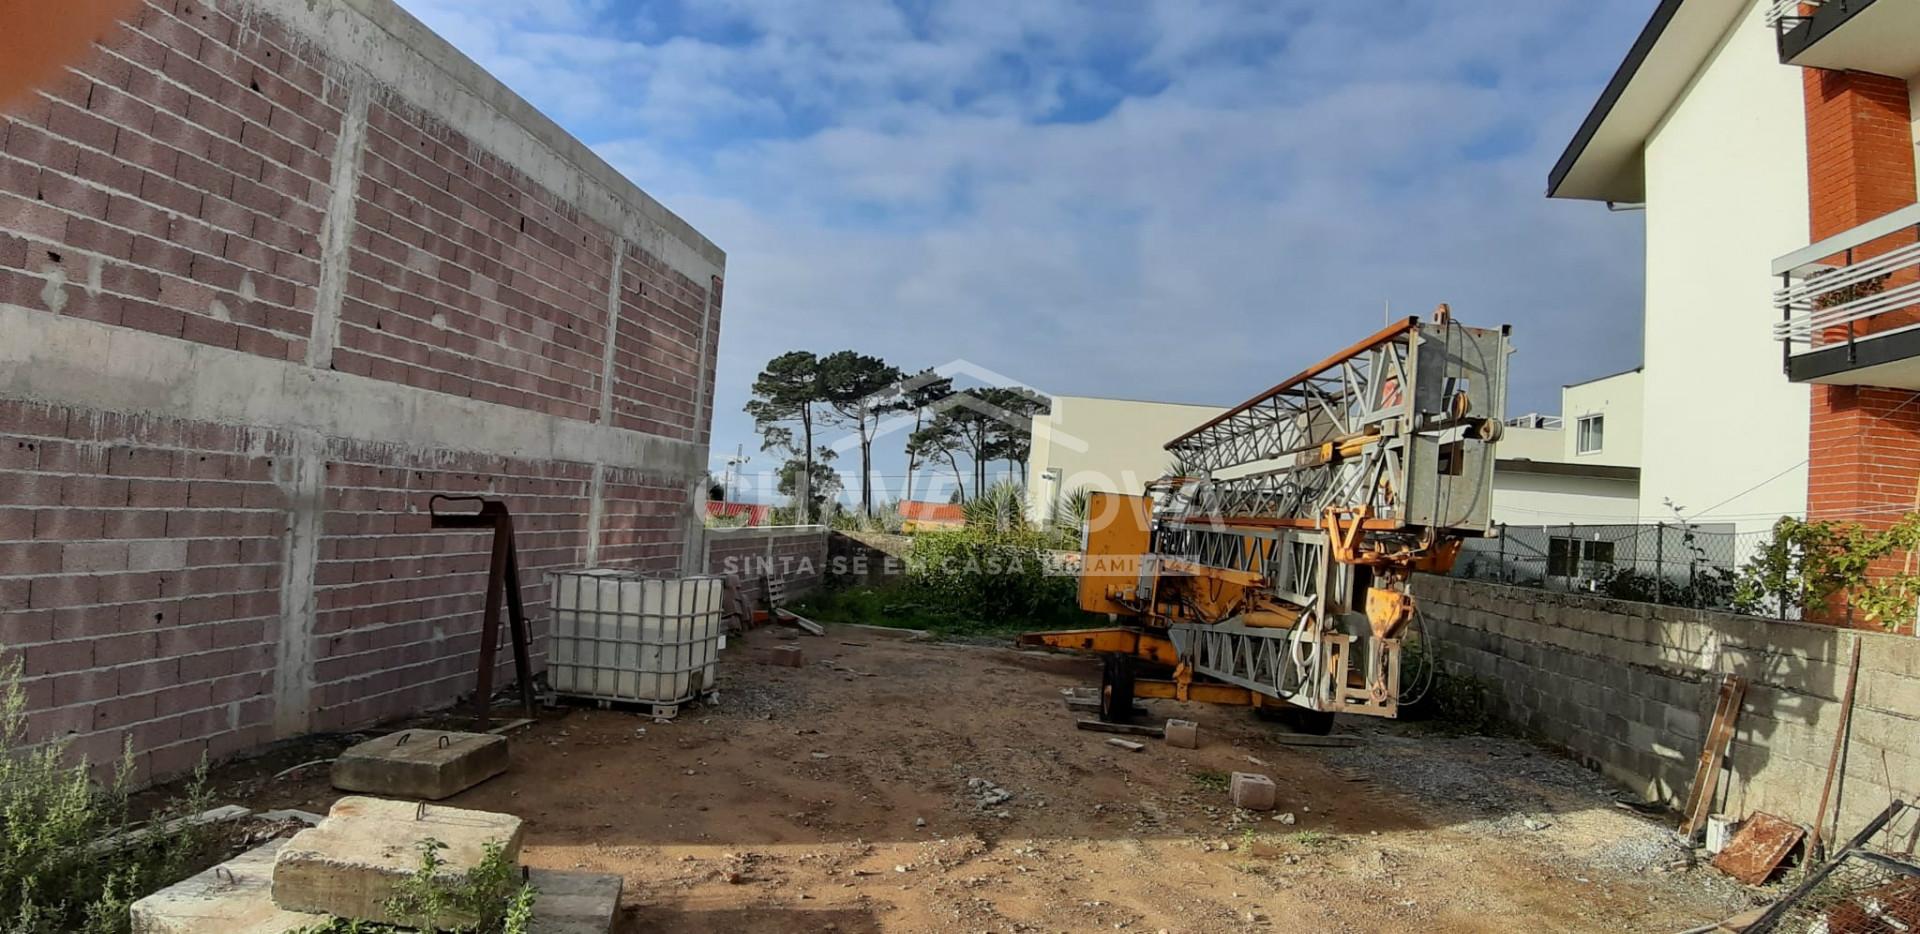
[305,84,371,370]
[272,434,326,737]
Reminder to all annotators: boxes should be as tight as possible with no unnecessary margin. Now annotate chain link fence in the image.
[1450,522,1774,611]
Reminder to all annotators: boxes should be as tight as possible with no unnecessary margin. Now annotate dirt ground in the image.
[216,625,1769,933]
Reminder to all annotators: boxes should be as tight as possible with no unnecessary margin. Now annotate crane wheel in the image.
[1099,653,1136,724]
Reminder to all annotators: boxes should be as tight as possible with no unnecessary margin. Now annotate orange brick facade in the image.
[1802,68,1920,630]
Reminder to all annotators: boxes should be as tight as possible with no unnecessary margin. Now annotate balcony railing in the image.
[1771,202,1920,383]
[1766,0,1819,29]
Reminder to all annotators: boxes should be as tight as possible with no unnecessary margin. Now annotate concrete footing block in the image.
[1230,772,1277,811]
[131,839,325,933]
[331,729,509,800]
[1164,718,1199,748]
[770,645,804,667]
[271,796,525,926]
[132,838,618,934]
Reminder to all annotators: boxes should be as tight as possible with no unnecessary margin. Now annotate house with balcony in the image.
[1550,0,1920,549]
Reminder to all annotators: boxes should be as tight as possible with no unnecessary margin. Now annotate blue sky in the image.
[395,0,1654,502]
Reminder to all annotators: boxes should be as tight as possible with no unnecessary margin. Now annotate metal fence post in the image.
[1497,522,1507,582]
[1654,521,1665,605]
[1564,524,1575,592]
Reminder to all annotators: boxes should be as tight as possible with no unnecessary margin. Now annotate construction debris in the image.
[1230,772,1277,811]
[1741,800,1914,933]
[1711,812,1804,886]
[778,608,826,636]
[1075,719,1164,738]
[1267,733,1361,748]
[770,645,805,667]
[1164,718,1199,749]
[965,778,1014,811]
[1106,738,1145,752]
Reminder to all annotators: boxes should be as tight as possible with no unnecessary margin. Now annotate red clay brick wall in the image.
[0,0,720,781]
[1802,67,1920,630]
[340,100,615,419]
[608,245,713,441]
[0,1,335,360]
[3,401,292,779]
[1804,69,1916,241]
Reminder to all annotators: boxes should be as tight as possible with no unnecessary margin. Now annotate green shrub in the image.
[1734,513,1920,626]
[0,660,215,934]
[905,527,1076,627]
[961,480,1028,533]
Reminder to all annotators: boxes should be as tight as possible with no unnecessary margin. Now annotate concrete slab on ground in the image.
[272,796,525,926]
[133,838,617,934]
[130,839,325,933]
[331,729,509,800]
[526,869,623,934]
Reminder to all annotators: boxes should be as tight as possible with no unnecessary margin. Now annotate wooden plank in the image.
[1681,675,1748,839]
[777,609,825,636]
[1063,696,1147,715]
[1267,734,1362,748]
[1076,719,1164,738]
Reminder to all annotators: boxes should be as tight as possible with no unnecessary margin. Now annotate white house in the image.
[1493,368,1644,526]
[1543,0,1920,534]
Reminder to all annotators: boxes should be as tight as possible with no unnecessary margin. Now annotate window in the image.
[1547,537,1575,577]
[1548,537,1615,578]
[1576,414,1605,455]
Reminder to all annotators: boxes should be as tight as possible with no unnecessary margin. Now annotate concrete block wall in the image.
[705,526,829,609]
[1413,576,1920,841]
[0,0,723,782]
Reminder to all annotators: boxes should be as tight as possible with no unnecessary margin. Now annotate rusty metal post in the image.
[428,495,539,727]
[474,515,510,724]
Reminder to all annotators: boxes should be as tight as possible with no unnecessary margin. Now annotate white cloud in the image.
[395,0,1654,492]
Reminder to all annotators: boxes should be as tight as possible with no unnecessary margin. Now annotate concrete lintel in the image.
[0,305,704,479]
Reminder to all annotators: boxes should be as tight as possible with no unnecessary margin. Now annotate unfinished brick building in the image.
[0,0,726,780]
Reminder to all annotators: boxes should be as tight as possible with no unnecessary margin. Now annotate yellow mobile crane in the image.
[1022,308,1510,730]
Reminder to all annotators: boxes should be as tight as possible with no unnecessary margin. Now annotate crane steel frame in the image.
[1023,311,1511,726]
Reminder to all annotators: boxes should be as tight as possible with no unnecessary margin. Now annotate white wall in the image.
[1640,0,1810,532]
[1491,470,1641,526]
[1498,424,1564,462]
[1027,396,1223,522]
[1561,369,1643,466]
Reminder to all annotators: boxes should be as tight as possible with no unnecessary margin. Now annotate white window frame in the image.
[1575,414,1604,455]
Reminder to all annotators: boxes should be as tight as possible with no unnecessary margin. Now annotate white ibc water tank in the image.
[548,570,723,708]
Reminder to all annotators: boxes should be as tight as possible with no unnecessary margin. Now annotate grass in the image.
[788,581,1084,638]
[1190,769,1231,793]
[1287,830,1334,848]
